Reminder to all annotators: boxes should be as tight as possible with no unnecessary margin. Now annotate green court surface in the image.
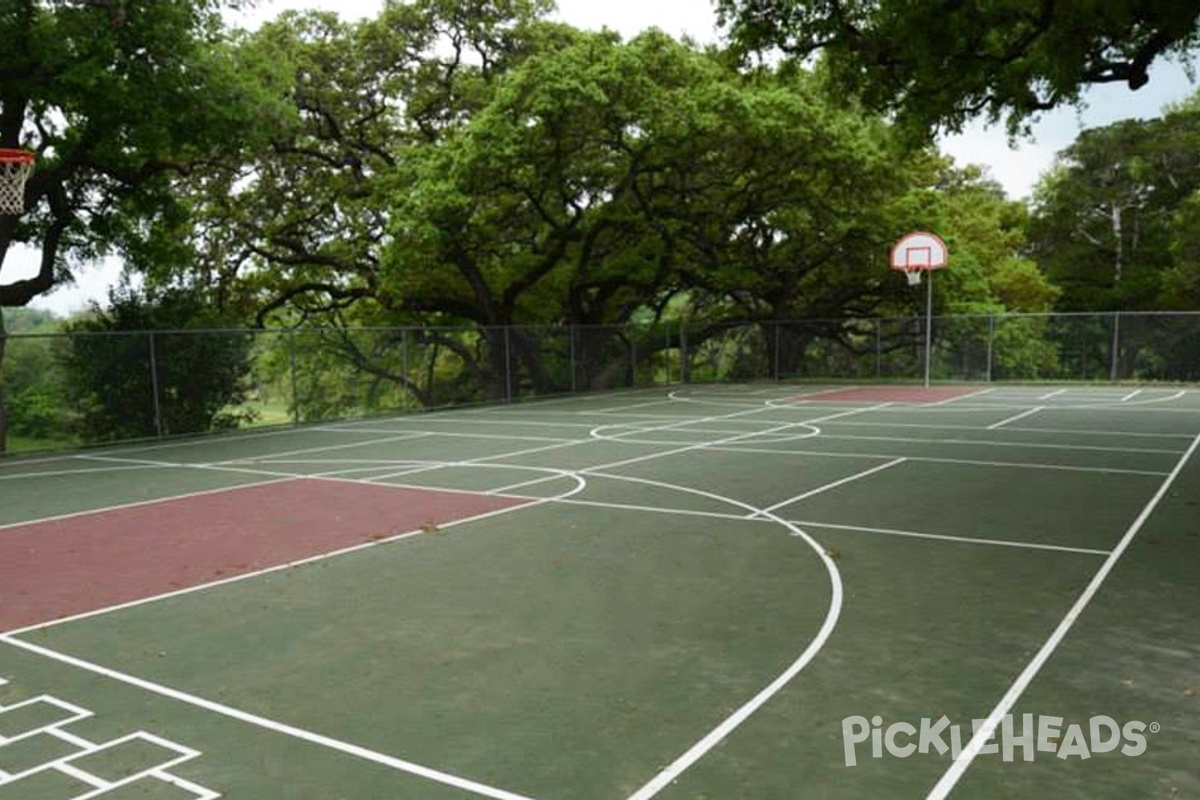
[1,384,1197,799]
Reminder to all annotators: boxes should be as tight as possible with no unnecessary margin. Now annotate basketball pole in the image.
[892,232,947,389]
[923,269,933,388]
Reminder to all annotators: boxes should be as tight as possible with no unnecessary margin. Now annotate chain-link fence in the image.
[3,311,1199,454]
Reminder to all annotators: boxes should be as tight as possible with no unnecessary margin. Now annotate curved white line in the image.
[763,386,859,407]
[667,388,758,410]
[366,455,843,800]
[1105,388,1186,406]
[589,470,840,800]
[590,421,821,446]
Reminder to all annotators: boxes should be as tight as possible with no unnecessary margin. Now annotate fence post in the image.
[1110,311,1121,382]
[569,325,578,394]
[875,318,882,379]
[288,329,300,426]
[663,322,671,385]
[148,331,163,438]
[629,335,637,388]
[986,314,995,382]
[401,328,410,411]
[504,326,513,403]
[681,321,690,383]
[773,321,781,381]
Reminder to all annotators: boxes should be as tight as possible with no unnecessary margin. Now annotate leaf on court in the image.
[1184,685,1196,698]
[825,548,841,561]
[1121,677,1135,687]
[420,521,439,534]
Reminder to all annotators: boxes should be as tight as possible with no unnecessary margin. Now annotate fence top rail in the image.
[5,310,1200,339]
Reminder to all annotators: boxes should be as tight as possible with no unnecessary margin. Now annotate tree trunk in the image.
[1112,203,1124,284]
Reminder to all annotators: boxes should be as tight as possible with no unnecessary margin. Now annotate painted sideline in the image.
[924,427,1200,800]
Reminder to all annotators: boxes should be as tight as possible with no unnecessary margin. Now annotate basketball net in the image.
[903,269,922,286]
[0,149,36,215]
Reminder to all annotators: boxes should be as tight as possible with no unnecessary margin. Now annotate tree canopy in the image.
[1029,100,1200,310]
[715,0,1200,135]
[0,0,286,448]
[4,0,1198,450]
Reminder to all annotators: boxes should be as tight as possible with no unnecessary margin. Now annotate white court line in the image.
[3,476,570,638]
[154,770,221,800]
[532,478,841,800]
[13,402,864,634]
[152,770,221,800]
[594,404,891,471]
[0,464,160,482]
[987,407,1044,430]
[926,388,996,405]
[752,458,908,518]
[0,476,294,533]
[182,401,863,800]
[390,400,881,490]
[1038,388,1067,400]
[703,444,1170,477]
[55,762,109,789]
[760,386,885,407]
[0,635,539,800]
[351,411,732,484]
[1121,388,1143,402]
[316,427,574,444]
[486,404,814,490]
[591,399,681,414]
[404,403,881,799]
[790,519,1111,557]
[825,420,1193,440]
[328,416,599,430]
[71,454,561,509]
[1081,389,1186,407]
[79,423,332,458]
[924,426,1200,800]
[210,431,431,465]
[4,401,862,800]
[61,732,203,800]
[46,725,99,749]
[364,436,604,483]
[841,398,1198,414]
[819,433,1181,456]
[522,495,1112,556]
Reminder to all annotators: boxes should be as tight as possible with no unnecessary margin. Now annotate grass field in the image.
[0,383,1197,799]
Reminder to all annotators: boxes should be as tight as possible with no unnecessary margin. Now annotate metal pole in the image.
[569,326,577,394]
[923,271,934,388]
[630,336,637,388]
[664,322,671,385]
[401,328,410,411]
[985,314,995,383]
[504,326,513,403]
[681,321,690,383]
[875,318,882,379]
[288,329,300,425]
[148,332,164,438]
[773,321,781,381]
[1109,311,1121,382]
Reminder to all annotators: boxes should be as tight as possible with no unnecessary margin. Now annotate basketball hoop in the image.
[0,149,36,215]
[890,231,950,389]
[889,231,948,285]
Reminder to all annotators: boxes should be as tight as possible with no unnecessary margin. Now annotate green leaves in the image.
[717,0,1200,136]
[1029,100,1200,311]
[60,285,255,441]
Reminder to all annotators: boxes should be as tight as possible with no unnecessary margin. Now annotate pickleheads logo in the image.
[841,714,1158,766]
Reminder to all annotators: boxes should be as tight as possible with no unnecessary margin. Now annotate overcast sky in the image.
[12,0,1199,314]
